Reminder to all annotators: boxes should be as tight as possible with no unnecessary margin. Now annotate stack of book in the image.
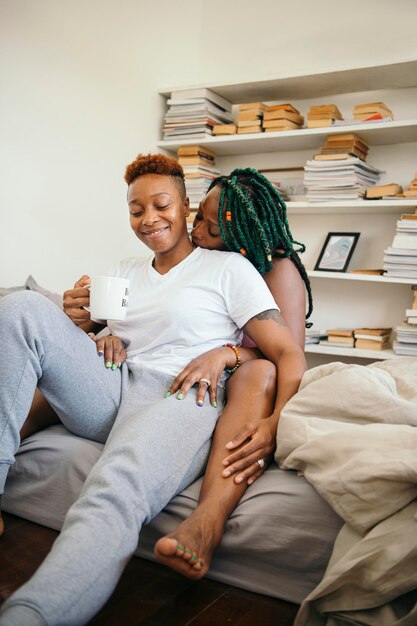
[394,323,417,356]
[353,328,392,351]
[262,104,304,132]
[177,145,220,206]
[236,102,266,135]
[304,155,382,201]
[403,173,417,198]
[319,329,354,348]
[366,182,403,199]
[305,328,327,345]
[383,213,417,279]
[306,104,343,128]
[163,88,233,141]
[313,133,369,162]
[353,102,393,122]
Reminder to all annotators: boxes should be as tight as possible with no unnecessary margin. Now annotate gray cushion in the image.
[3,425,343,603]
[0,276,62,308]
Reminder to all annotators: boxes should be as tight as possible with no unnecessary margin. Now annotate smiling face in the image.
[191,185,227,251]
[128,173,192,265]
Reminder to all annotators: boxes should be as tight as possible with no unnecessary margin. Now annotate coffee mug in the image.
[89,276,130,321]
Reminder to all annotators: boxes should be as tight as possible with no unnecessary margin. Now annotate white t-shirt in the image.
[108,247,278,377]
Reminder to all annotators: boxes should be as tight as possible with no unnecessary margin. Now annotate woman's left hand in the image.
[222,418,277,485]
[88,333,127,370]
[166,346,232,406]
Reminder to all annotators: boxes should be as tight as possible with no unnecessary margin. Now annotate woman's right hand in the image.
[63,275,91,327]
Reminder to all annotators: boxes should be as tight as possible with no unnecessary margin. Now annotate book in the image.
[326,133,367,145]
[403,190,417,198]
[353,107,393,119]
[354,334,391,341]
[263,119,302,130]
[239,102,266,111]
[328,335,355,345]
[314,153,356,161]
[237,119,262,128]
[350,269,384,275]
[392,234,417,249]
[212,124,236,135]
[354,112,393,121]
[324,139,369,152]
[237,110,264,121]
[366,183,403,199]
[170,88,232,113]
[177,145,216,158]
[263,110,304,124]
[307,119,335,128]
[237,126,263,134]
[405,309,417,317]
[309,104,343,116]
[177,156,216,167]
[319,339,355,348]
[318,147,367,160]
[265,103,300,115]
[353,328,392,336]
[401,214,417,220]
[326,329,354,337]
[307,112,343,121]
[355,339,390,350]
[353,102,392,114]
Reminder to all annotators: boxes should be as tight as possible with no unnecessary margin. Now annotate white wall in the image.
[1,0,416,292]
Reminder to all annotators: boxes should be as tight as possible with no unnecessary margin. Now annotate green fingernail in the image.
[164,391,171,398]
[111,364,117,370]
[177,543,184,551]
[177,393,184,400]
[105,361,111,368]
[185,548,191,555]
[213,401,217,408]
[118,362,122,368]
[198,559,204,567]
[191,554,197,562]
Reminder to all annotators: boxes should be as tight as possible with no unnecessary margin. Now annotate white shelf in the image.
[287,199,417,215]
[159,60,417,102]
[307,270,417,285]
[159,120,417,155]
[305,344,398,360]
[189,199,417,214]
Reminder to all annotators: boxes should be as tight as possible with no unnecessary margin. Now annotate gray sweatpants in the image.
[0,291,223,625]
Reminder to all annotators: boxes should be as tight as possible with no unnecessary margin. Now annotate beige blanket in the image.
[275,358,417,626]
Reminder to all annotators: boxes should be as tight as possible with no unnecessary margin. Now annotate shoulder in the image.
[112,255,151,277]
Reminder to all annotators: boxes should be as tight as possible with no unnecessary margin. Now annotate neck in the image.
[153,238,195,275]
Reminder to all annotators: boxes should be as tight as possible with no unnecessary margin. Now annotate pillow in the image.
[0,276,63,309]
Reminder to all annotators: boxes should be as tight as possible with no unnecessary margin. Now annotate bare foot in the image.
[154,508,224,580]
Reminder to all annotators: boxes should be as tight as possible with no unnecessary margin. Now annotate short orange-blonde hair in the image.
[125,153,186,199]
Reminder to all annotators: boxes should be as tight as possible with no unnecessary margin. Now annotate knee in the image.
[231,359,277,393]
[0,290,54,321]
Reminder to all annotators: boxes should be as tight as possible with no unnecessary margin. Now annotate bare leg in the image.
[0,391,60,535]
[154,359,276,579]
[20,389,60,441]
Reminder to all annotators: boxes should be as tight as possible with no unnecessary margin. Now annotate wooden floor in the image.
[0,513,299,626]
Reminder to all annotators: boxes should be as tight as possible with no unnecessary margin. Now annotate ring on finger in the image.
[257,458,265,469]
[199,378,211,387]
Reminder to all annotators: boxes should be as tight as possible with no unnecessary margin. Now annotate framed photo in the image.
[259,167,305,200]
[314,232,360,272]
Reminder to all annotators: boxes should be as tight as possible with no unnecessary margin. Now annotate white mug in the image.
[89,276,130,321]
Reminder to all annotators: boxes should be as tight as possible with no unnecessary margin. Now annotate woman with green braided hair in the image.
[155,166,311,578]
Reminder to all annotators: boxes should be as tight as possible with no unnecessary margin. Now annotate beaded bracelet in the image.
[224,343,241,374]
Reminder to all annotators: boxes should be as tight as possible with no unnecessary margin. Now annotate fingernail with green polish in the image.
[177,543,184,551]
[198,559,204,567]
[105,361,111,369]
[212,401,217,408]
[111,364,117,370]
[184,548,191,555]
[118,362,122,368]
[191,554,197,562]
[164,391,171,398]
[177,393,184,400]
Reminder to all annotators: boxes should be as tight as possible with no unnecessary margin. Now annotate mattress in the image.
[2,425,343,603]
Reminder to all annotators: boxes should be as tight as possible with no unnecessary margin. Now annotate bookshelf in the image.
[158,60,417,366]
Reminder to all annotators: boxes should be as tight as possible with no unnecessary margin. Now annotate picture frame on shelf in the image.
[259,167,305,201]
[314,232,360,272]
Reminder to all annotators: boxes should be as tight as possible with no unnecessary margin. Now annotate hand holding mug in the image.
[63,275,92,326]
